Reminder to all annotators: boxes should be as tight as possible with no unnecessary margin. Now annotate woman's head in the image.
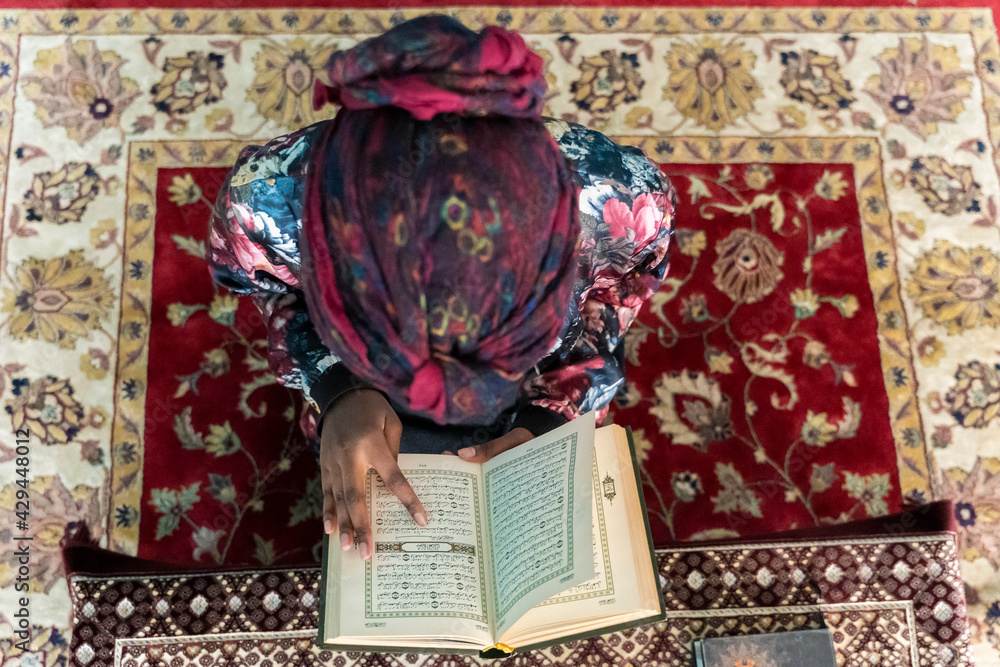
[301,16,580,424]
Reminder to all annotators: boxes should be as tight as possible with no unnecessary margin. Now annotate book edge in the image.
[506,609,665,655]
[315,641,482,656]
[624,425,667,621]
[316,534,330,646]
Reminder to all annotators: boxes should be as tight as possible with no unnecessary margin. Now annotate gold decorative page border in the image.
[612,135,930,501]
[110,140,248,554]
[0,7,993,36]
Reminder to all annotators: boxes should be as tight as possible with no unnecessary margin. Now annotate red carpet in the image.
[138,157,906,563]
[610,161,903,542]
[137,167,322,566]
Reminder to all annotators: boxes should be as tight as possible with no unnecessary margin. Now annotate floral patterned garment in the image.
[208,117,675,441]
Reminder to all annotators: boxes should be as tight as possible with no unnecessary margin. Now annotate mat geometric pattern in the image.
[64,531,972,667]
[0,6,999,667]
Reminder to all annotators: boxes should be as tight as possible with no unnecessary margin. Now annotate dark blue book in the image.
[694,629,837,667]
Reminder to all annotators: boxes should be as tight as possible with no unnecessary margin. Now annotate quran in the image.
[693,629,838,666]
[317,412,664,656]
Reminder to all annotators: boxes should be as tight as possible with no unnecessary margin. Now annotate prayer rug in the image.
[60,504,975,667]
[1,6,999,667]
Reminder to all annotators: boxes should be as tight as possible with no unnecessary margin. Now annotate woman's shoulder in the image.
[542,117,668,197]
[227,121,328,191]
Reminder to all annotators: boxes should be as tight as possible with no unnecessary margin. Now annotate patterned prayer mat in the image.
[0,5,999,666]
[60,506,973,667]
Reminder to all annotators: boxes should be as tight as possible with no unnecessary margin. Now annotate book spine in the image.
[316,536,330,645]
[479,644,515,659]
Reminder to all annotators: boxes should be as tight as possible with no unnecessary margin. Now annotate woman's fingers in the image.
[317,390,415,561]
[321,463,337,536]
[343,458,374,560]
[370,447,428,528]
[456,427,534,463]
[327,466,354,551]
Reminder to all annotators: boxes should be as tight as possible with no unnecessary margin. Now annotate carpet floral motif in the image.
[151,51,228,118]
[0,7,999,667]
[0,476,101,594]
[664,37,763,131]
[906,157,983,216]
[864,36,973,141]
[1,251,116,349]
[938,457,1000,567]
[23,162,102,225]
[778,49,856,112]
[571,49,644,113]
[20,38,141,146]
[907,240,1000,335]
[248,37,334,129]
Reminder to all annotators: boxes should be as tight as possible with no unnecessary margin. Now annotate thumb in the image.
[456,428,533,463]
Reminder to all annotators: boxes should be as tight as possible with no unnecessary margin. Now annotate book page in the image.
[483,413,596,637]
[498,425,663,648]
[333,455,494,646]
[538,459,613,604]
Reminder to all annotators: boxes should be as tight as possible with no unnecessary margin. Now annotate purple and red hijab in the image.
[301,15,580,425]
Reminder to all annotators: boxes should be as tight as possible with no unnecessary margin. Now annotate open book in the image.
[318,412,664,656]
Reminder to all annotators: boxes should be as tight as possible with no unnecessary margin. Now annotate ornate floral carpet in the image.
[0,5,999,667]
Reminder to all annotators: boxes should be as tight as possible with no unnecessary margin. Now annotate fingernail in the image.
[415,512,428,527]
[324,519,332,534]
[340,533,351,550]
[457,447,475,459]
[359,542,370,560]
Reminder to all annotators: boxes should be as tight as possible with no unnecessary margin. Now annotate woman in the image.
[207,15,675,562]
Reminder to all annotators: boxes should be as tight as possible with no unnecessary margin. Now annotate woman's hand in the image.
[321,389,427,560]
[454,427,534,463]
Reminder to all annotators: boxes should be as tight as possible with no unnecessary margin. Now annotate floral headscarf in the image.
[300,15,580,424]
